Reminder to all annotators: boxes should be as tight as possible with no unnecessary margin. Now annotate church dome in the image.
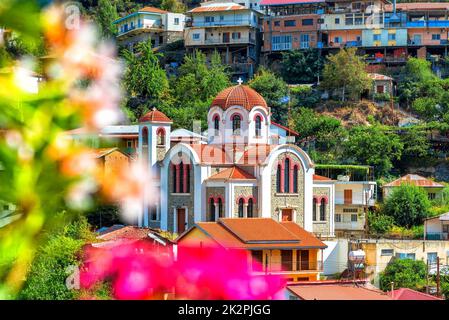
[139,108,172,123]
[211,85,268,111]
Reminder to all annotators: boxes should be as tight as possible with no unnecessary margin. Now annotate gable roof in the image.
[189,3,248,13]
[260,0,324,6]
[388,288,443,300]
[139,6,168,14]
[271,122,300,136]
[368,73,393,81]
[208,166,256,181]
[313,174,333,182]
[88,147,128,159]
[177,218,327,249]
[383,174,444,188]
[288,283,391,300]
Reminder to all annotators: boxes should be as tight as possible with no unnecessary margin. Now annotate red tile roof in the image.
[383,174,444,188]
[288,283,391,300]
[368,73,393,81]
[139,108,172,123]
[178,218,327,249]
[139,6,168,14]
[88,147,127,159]
[260,0,324,6]
[211,85,268,111]
[388,288,443,300]
[208,166,256,181]
[385,3,449,12]
[189,3,247,13]
[271,122,300,136]
[97,226,151,241]
[313,174,333,181]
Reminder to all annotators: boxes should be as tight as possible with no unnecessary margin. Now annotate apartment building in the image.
[184,1,263,79]
[114,6,185,50]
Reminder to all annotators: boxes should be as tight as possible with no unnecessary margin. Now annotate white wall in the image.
[323,239,349,275]
[335,182,375,206]
[164,13,186,32]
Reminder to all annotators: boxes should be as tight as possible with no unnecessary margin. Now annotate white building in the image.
[424,212,449,240]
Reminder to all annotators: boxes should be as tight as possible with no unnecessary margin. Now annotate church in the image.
[138,82,335,238]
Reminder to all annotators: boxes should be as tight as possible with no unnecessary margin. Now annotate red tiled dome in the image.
[139,108,172,123]
[211,85,268,111]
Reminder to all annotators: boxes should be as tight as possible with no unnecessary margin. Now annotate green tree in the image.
[321,48,372,101]
[379,259,427,292]
[383,184,431,228]
[344,126,403,176]
[161,0,186,13]
[281,49,324,84]
[249,67,289,123]
[95,0,119,38]
[367,212,395,235]
[122,40,170,119]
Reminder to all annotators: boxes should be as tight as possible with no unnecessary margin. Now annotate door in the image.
[298,250,309,271]
[223,32,230,43]
[177,208,186,233]
[344,189,353,205]
[413,34,422,45]
[281,209,293,221]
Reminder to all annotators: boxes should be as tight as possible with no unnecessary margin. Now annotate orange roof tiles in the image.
[189,3,247,13]
[88,147,125,159]
[139,108,172,123]
[288,283,391,300]
[211,85,268,111]
[139,6,168,14]
[271,122,300,136]
[368,73,393,81]
[97,226,151,241]
[383,174,444,188]
[313,174,333,181]
[385,3,449,12]
[179,218,327,249]
[208,166,256,181]
[388,288,443,300]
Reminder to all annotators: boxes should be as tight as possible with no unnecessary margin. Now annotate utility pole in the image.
[437,256,441,297]
[426,259,429,294]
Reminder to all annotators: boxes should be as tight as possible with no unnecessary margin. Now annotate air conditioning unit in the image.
[337,175,350,181]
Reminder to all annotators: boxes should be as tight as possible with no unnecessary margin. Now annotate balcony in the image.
[425,232,449,240]
[406,21,426,28]
[428,20,449,27]
[118,24,164,37]
[203,37,256,45]
[253,261,323,274]
[191,19,255,28]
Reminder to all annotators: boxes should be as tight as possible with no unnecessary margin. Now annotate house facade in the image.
[382,174,445,200]
[424,212,449,240]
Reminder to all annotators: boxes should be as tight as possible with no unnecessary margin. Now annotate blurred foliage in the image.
[281,49,324,84]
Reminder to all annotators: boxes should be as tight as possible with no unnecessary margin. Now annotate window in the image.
[443,224,449,233]
[335,18,340,24]
[150,205,157,221]
[185,164,190,193]
[302,19,313,26]
[248,198,254,218]
[232,32,241,40]
[300,34,310,49]
[205,16,214,23]
[320,198,326,221]
[232,114,241,135]
[209,198,215,222]
[238,198,244,218]
[213,115,220,135]
[334,36,342,43]
[381,249,394,256]
[313,198,317,221]
[156,127,165,146]
[255,115,262,137]
[427,252,438,264]
[220,15,224,21]
[335,214,342,222]
[373,34,381,41]
[272,35,292,51]
[252,250,263,271]
[179,162,184,193]
[388,33,396,41]
[344,190,352,204]
[126,139,133,148]
[174,17,179,25]
[351,214,358,222]
[428,193,436,200]
[172,164,177,193]
[281,250,293,271]
[432,34,441,40]
[396,253,415,260]
[284,158,290,193]
[218,198,223,218]
[276,164,282,193]
[343,208,358,213]
[274,21,280,27]
[284,20,296,27]
[293,165,298,193]
[376,85,385,93]
[192,33,200,40]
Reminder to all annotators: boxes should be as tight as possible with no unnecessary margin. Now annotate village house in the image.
[88,148,130,178]
[424,212,449,240]
[368,73,394,97]
[382,174,445,201]
[113,6,185,51]
[176,217,327,282]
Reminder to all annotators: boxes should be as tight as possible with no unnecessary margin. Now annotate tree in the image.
[367,212,395,235]
[94,0,119,38]
[344,126,403,176]
[161,0,186,13]
[281,49,324,84]
[122,40,170,119]
[321,48,372,101]
[249,67,289,123]
[379,259,427,292]
[383,184,431,228]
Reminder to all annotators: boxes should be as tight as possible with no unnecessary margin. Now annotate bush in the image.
[379,259,427,292]
[368,212,395,235]
[373,92,391,102]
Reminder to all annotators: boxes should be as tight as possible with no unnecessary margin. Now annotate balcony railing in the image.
[425,232,449,240]
[253,261,323,273]
[191,19,255,28]
[118,24,163,36]
[203,37,255,45]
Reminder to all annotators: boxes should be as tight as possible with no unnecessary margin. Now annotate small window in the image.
[427,252,438,264]
[334,37,342,43]
[335,18,340,24]
[284,20,296,27]
[192,33,200,40]
[388,33,396,40]
[126,140,133,148]
[373,34,381,41]
[381,249,394,256]
[351,214,358,222]
[232,114,241,135]
[274,21,280,26]
[396,253,415,260]
[302,19,313,26]
[313,198,317,221]
[255,115,262,137]
[174,17,180,25]
[335,214,342,222]
[428,193,436,200]
[238,198,244,218]
[432,34,441,40]
[443,224,449,233]
[205,16,214,23]
[343,208,358,213]
[220,15,224,21]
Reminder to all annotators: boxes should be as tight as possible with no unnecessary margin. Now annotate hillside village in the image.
[2,0,449,300]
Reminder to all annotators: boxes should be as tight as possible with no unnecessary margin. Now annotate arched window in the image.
[185,164,190,193]
[218,198,223,218]
[248,198,254,218]
[213,115,220,136]
[276,164,282,193]
[156,127,165,146]
[142,127,149,163]
[179,162,184,194]
[320,198,326,221]
[293,165,298,193]
[255,115,262,137]
[232,114,241,135]
[209,197,215,222]
[238,198,244,218]
[313,197,317,221]
[172,164,177,193]
[284,158,290,193]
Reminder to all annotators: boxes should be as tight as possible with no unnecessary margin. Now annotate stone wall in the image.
[312,186,331,236]
[271,153,305,226]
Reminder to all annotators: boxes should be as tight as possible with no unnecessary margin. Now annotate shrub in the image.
[373,92,391,102]
[368,212,395,235]
[379,259,427,292]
